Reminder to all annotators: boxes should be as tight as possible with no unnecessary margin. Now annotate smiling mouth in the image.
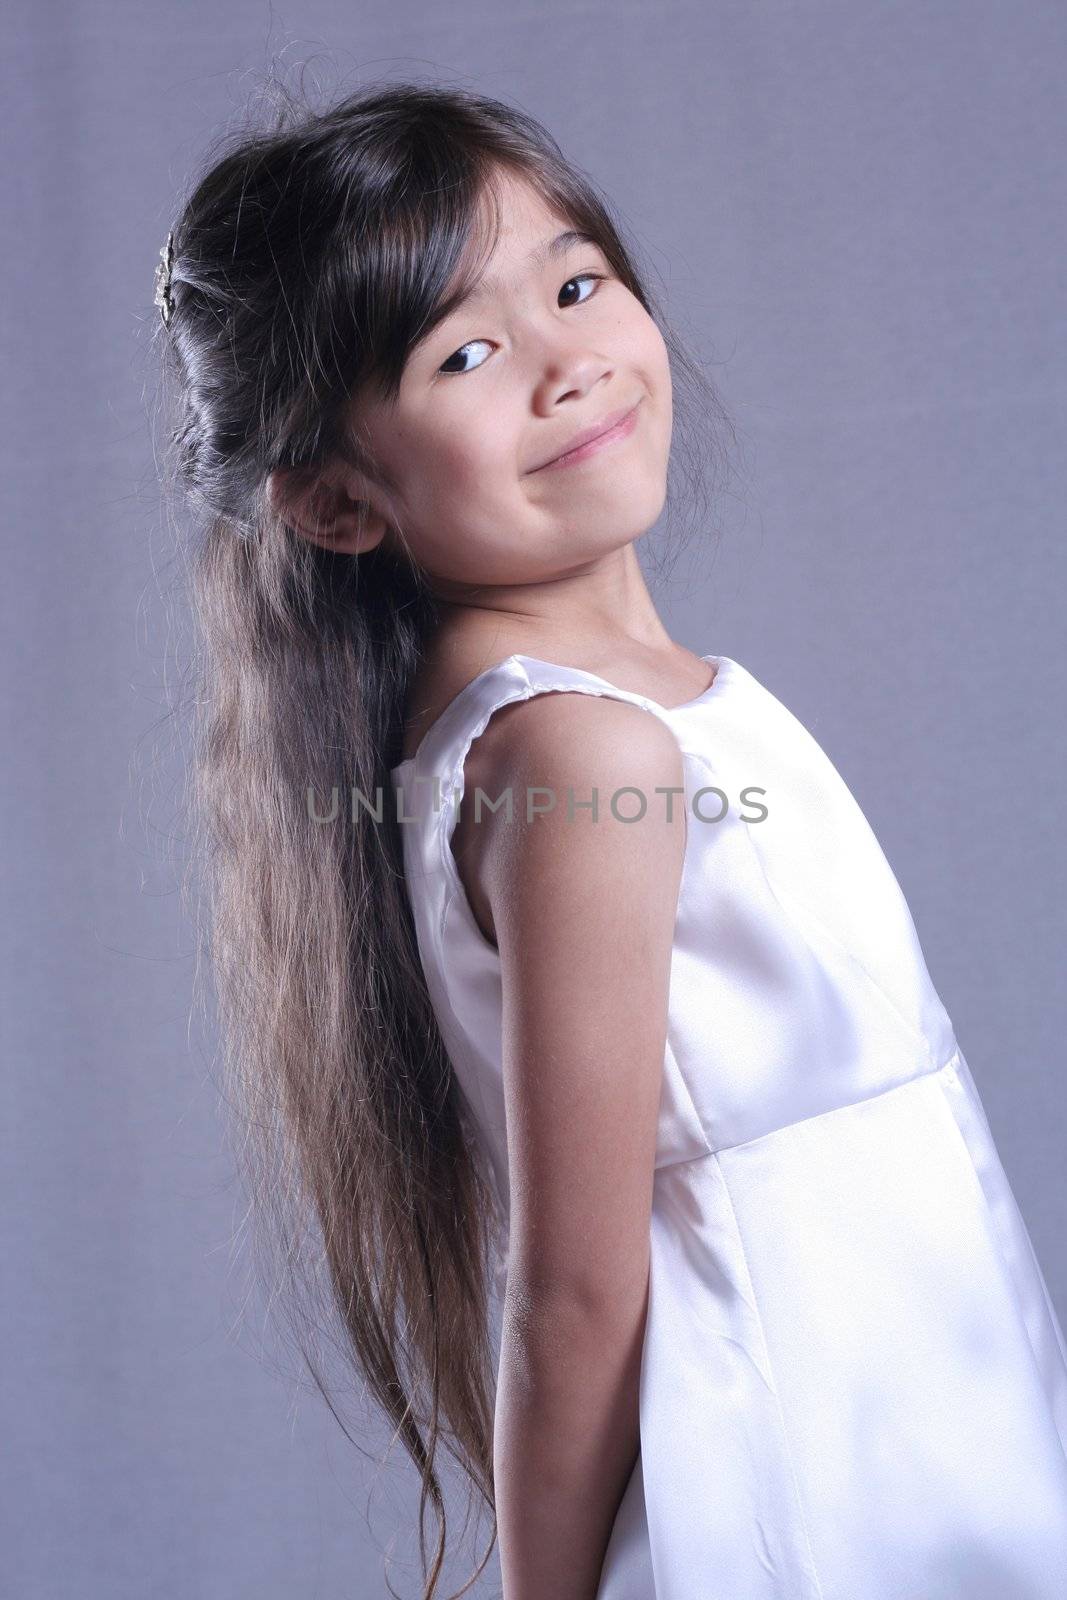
[529,400,643,473]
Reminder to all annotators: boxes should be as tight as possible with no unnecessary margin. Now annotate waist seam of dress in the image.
[653,1045,964,1167]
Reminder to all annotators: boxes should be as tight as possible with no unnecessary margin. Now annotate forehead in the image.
[455,169,580,286]
[482,170,569,250]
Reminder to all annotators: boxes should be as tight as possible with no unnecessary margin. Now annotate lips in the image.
[528,400,641,473]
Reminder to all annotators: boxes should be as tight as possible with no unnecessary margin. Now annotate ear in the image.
[265,462,391,555]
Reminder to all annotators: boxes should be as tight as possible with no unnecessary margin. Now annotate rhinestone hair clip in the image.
[154,231,175,327]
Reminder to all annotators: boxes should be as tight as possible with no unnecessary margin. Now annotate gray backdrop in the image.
[3,3,1065,1596]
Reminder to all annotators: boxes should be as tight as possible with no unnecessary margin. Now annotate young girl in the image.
[154,80,1067,1600]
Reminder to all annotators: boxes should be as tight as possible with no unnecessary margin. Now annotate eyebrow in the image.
[448,227,599,314]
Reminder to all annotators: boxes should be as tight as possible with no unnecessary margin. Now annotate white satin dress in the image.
[390,651,1067,1598]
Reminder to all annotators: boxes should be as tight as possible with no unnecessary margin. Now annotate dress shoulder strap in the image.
[406,652,673,798]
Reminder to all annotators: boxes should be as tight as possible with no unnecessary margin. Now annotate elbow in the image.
[503,1250,650,1344]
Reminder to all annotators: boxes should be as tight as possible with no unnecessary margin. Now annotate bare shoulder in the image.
[474,682,683,784]
[452,688,687,949]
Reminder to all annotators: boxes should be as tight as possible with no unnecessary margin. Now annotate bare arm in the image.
[461,693,687,1600]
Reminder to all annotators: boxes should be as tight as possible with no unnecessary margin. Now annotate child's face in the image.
[347,170,673,596]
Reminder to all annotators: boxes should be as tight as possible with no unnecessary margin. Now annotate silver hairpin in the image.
[154,231,175,327]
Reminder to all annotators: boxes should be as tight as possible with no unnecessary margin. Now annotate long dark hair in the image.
[152,74,736,1598]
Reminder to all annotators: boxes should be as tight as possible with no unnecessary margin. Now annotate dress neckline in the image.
[391,652,731,775]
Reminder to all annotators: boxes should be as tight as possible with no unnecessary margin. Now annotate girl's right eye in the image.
[436,271,606,377]
[438,340,492,378]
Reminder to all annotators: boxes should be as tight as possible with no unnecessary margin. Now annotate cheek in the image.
[418,417,518,503]
[638,316,671,382]
[642,334,674,438]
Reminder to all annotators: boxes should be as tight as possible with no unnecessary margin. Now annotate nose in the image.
[532,350,614,415]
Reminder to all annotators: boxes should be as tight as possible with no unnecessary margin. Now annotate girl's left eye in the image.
[436,273,608,377]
